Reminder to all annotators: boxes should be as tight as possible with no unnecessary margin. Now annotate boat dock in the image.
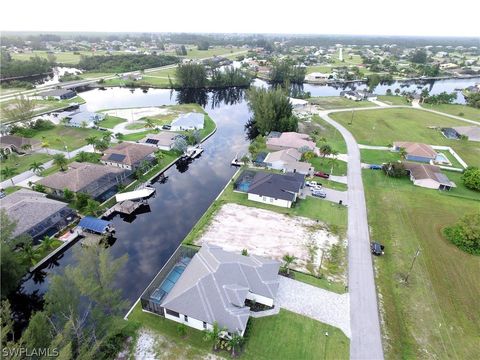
[182,145,204,160]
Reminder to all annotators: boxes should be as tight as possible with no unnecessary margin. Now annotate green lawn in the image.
[377,95,411,106]
[128,303,349,360]
[125,123,146,130]
[360,149,401,164]
[146,67,177,78]
[363,171,480,359]
[330,108,480,167]
[310,114,348,153]
[183,46,245,59]
[309,96,376,110]
[291,270,346,294]
[10,50,111,64]
[30,125,107,150]
[1,153,52,181]
[305,176,348,191]
[120,130,157,142]
[422,103,480,121]
[97,115,127,129]
[77,72,115,80]
[306,65,333,74]
[310,157,347,176]
[3,186,21,195]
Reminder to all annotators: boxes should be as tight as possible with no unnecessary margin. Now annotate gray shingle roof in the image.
[0,189,70,238]
[161,244,280,333]
[101,142,155,166]
[247,171,305,201]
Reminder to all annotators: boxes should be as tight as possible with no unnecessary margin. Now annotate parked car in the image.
[306,180,319,187]
[314,171,330,179]
[371,242,385,256]
[311,189,327,198]
[311,184,323,191]
[369,164,383,170]
[162,124,172,130]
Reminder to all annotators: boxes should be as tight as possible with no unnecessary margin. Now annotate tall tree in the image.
[282,254,297,275]
[2,96,36,123]
[52,153,68,171]
[175,63,207,89]
[29,161,45,175]
[1,166,17,185]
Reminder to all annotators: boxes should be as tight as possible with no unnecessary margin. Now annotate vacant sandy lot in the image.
[103,107,171,122]
[196,203,340,272]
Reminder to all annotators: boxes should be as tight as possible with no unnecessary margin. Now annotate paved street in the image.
[317,108,384,360]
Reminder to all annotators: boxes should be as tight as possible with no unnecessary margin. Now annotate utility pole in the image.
[405,248,421,283]
[349,110,354,125]
[323,331,329,360]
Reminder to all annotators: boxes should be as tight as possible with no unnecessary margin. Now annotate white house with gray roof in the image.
[170,112,205,131]
[160,244,280,336]
[67,111,105,128]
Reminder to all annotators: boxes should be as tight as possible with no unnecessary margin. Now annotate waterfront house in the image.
[0,189,75,242]
[449,126,480,142]
[38,162,128,200]
[140,131,183,151]
[341,90,377,101]
[158,244,280,336]
[247,171,305,208]
[402,162,455,190]
[36,88,77,100]
[0,135,41,154]
[266,132,318,154]
[393,141,438,163]
[288,97,308,110]
[67,111,105,128]
[101,142,156,170]
[170,112,205,131]
[304,72,331,83]
[263,148,313,175]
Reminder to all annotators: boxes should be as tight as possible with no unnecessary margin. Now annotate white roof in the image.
[115,188,155,202]
[288,97,308,106]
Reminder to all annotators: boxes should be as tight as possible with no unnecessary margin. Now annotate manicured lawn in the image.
[440,170,480,201]
[311,114,348,153]
[309,96,376,110]
[422,103,480,121]
[377,95,411,106]
[200,116,216,140]
[306,65,333,74]
[306,176,348,191]
[125,123,146,130]
[3,186,21,194]
[363,171,480,359]
[128,303,349,360]
[121,130,158,142]
[360,149,401,164]
[330,108,480,167]
[310,157,347,176]
[97,115,127,129]
[1,153,52,181]
[145,67,177,78]
[30,125,107,150]
[290,271,346,294]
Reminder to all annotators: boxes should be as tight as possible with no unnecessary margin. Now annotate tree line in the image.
[175,63,252,89]
[268,59,306,84]
[1,51,53,80]
[77,54,179,73]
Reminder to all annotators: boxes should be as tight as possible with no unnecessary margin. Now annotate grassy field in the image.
[128,303,349,360]
[422,103,480,121]
[125,123,146,130]
[183,46,245,59]
[146,67,177,78]
[363,171,480,359]
[10,50,111,64]
[360,149,401,164]
[121,130,157,142]
[30,125,107,150]
[97,115,126,129]
[308,114,348,153]
[291,270,346,294]
[306,65,333,74]
[377,95,411,106]
[309,96,376,110]
[310,157,348,177]
[329,108,480,167]
[0,153,51,181]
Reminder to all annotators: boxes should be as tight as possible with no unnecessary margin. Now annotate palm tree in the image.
[41,140,50,154]
[320,144,333,159]
[22,243,38,266]
[203,321,225,351]
[85,199,102,216]
[399,147,408,159]
[328,150,339,174]
[282,254,297,275]
[29,161,45,175]
[85,136,98,152]
[40,236,55,253]
[155,151,165,163]
[1,166,17,186]
[94,139,109,153]
[75,151,90,162]
[227,332,244,357]
[21,143,32,154]
[144,118,155,129]
[52,154,68,171]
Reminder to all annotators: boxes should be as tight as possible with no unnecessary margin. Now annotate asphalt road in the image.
[317,109,384,360]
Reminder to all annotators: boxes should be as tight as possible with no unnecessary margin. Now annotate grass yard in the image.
[10,50,110,64]
[146,67,177,78]
[363,171,480,359]
[310,114,348,153]
[128,302,349,360]
[1,153,52,181]
[306,65,333,74]
[377,95,411,106]
[360,149,401,164]
[3,186,21,194]
[310,157,347,176]
[330,108,480,167]
[125,123,146,130]
[30,125,107,150]
[309,96,376,110]
[291,270,346,294]
[97,115,126,129]
[120,130,157,142]
[422,103,480,121]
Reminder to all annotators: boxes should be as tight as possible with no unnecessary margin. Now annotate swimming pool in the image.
[435,153,451,165]
[150,257,191,303]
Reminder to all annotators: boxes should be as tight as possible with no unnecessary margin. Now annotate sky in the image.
[2,0,480,37]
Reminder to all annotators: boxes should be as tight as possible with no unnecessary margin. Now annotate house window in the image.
[203,321,207,329]
[165,309,180,318]
[184,315,188,322]
[270,198,273,202]
[262,196,267,201]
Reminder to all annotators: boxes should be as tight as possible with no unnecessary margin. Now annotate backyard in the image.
[1,153,51,181]
[97,115,127,129]
[330,108,480,167]
[422,103,480,121]
[363,170,480,359]
[377,95,411,106]
[30,125,107,150]
[309,96,376,110]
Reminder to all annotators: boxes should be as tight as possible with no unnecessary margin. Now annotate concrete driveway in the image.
[302,186,348,205]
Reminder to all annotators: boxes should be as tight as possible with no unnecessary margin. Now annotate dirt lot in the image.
[196,203,341,273]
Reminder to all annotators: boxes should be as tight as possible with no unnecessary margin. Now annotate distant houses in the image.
[263,149,313,175]
[341,90,378,101]
[36,88,77,100]
[403,162,455,191]
[393,141,438,163]
[266,132,318,154]
[37,162,129,200]
[66,111,105,128]
[0,135,41,154]
[170,113,205,131]
[442,126,480,142]
[101,142,156,170]
[304,72,331,83]
[0,189,75,242]
[146,244,280,336]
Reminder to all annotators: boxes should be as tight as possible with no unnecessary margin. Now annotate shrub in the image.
[382,162,408,177]
[443,212,480,255]
[462,167,480,191]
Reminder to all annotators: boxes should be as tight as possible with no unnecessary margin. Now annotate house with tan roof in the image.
[403,162,456,190]
[393,141,437,163]
[452,126,480,142]
[266,132,318,154]
[140,131,183,151]
[0,135,41,154]
[38,162,129,200]
[101,142,156,170]
[263,148,313,175]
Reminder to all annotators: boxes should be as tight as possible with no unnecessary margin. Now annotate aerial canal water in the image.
[11,76,480,331]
